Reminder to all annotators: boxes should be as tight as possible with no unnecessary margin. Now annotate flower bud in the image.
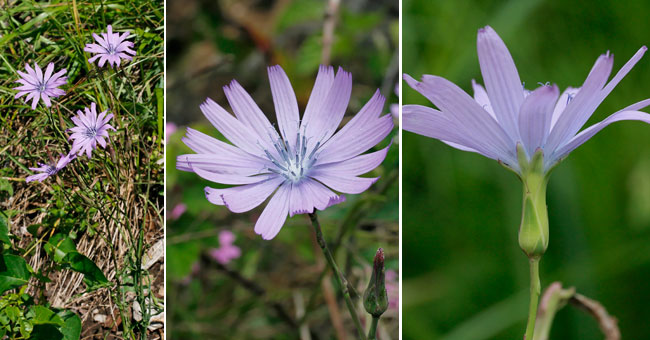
[364,248,389,317]
[517,145,549,259]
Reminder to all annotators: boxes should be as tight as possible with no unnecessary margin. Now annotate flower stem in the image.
[525,258,541,340]
[309,212,367,340]
[367,316,380,340]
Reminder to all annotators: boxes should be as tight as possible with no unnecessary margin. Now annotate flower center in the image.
[46,165,58,175]
[106,44,117,55]
[84,127,98,138]
[264,128,318,183]
[37,82,47,92]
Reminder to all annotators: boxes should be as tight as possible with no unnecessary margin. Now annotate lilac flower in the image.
[170,203,186,220]
[68,103,115,158]
[403,26,650,174]
[209,230,241,265]
[14,63,67,110]
[84,25,136,68]
[26,153,75,183]
[177,65,393,240]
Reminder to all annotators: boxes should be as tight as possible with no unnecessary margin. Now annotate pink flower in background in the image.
[170,203,186,220]
[177,65,393,240]
[68,103,115,158]
[166,122,177,144]
[26,153,76,183]
[85,25,136,68]
[14,63,67,110]
[209,230,241,265]
[385,269,398,310]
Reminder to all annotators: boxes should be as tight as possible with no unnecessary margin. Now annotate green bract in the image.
[516,144,550,260]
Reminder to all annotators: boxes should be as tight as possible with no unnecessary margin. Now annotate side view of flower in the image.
[68,102,115,158]
[177,65,394,240]
[403,25,650,339]
[403,26,650,175]
[25,153,76,183]
[85,25,136,68]
[14,62,67,110]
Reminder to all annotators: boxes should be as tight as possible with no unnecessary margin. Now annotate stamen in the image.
[46,166,58,175]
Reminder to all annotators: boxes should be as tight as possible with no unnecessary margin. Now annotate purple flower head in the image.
[84,25,136,68]
[68,102,115,158]
[26,153,76,183]
[209,230,242,265]
[404,26,650,174]
[177,65,393,240]
[14,63,67,110]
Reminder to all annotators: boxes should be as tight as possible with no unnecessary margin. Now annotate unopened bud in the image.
[364,248,388,317]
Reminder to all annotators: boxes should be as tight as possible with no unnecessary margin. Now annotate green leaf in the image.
[0,254,31,294]
[4,306,21,321]
[44,234,77,263]
[0,179,12,196]
[30,306,64,326]
[57,311,81,340]
[0,213,10,244]
[30,324,63,340]
[62,252,108,289]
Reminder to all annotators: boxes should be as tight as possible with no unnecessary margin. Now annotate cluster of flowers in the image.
[17,25,136,183]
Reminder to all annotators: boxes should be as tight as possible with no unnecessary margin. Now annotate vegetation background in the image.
[0,0,164,338]
[166,0,398,339]
[402,0,650,339]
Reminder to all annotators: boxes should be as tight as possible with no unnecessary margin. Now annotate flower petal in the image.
[471,79,496,119]
[550,87,580,129]
[223,79,279,152]
[205,176,284,213]
[299,177,343,211]
[304,67,352,147]
[545,53,614,153]
[409,74,516,164]
[309,169,378,194]
[200,98,264,157]
[289,182,313,217]
[191,165,274,185]
[518,84,559,157]
[317,91,393,163]
[301,65,335,131]
[403,104,488,157]
[312,143,390,177]
[268,65,300,150]
[476,25,524,140]
[177,154,269,176]
[551,107,650,166]
[254,182,291,240]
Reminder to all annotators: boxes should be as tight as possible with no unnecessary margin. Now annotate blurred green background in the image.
[166,0,398,339]
[403,0,650,339]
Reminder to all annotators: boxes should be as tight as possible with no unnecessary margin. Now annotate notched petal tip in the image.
[402,74,420,90]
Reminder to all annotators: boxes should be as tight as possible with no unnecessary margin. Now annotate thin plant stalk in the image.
[525,258,541,340]
[368,316,380,340]
[309,212,367,340]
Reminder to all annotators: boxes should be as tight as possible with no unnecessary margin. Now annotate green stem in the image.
[309,212,367,340]
[525,258,541,340]
[368,316,380,340]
